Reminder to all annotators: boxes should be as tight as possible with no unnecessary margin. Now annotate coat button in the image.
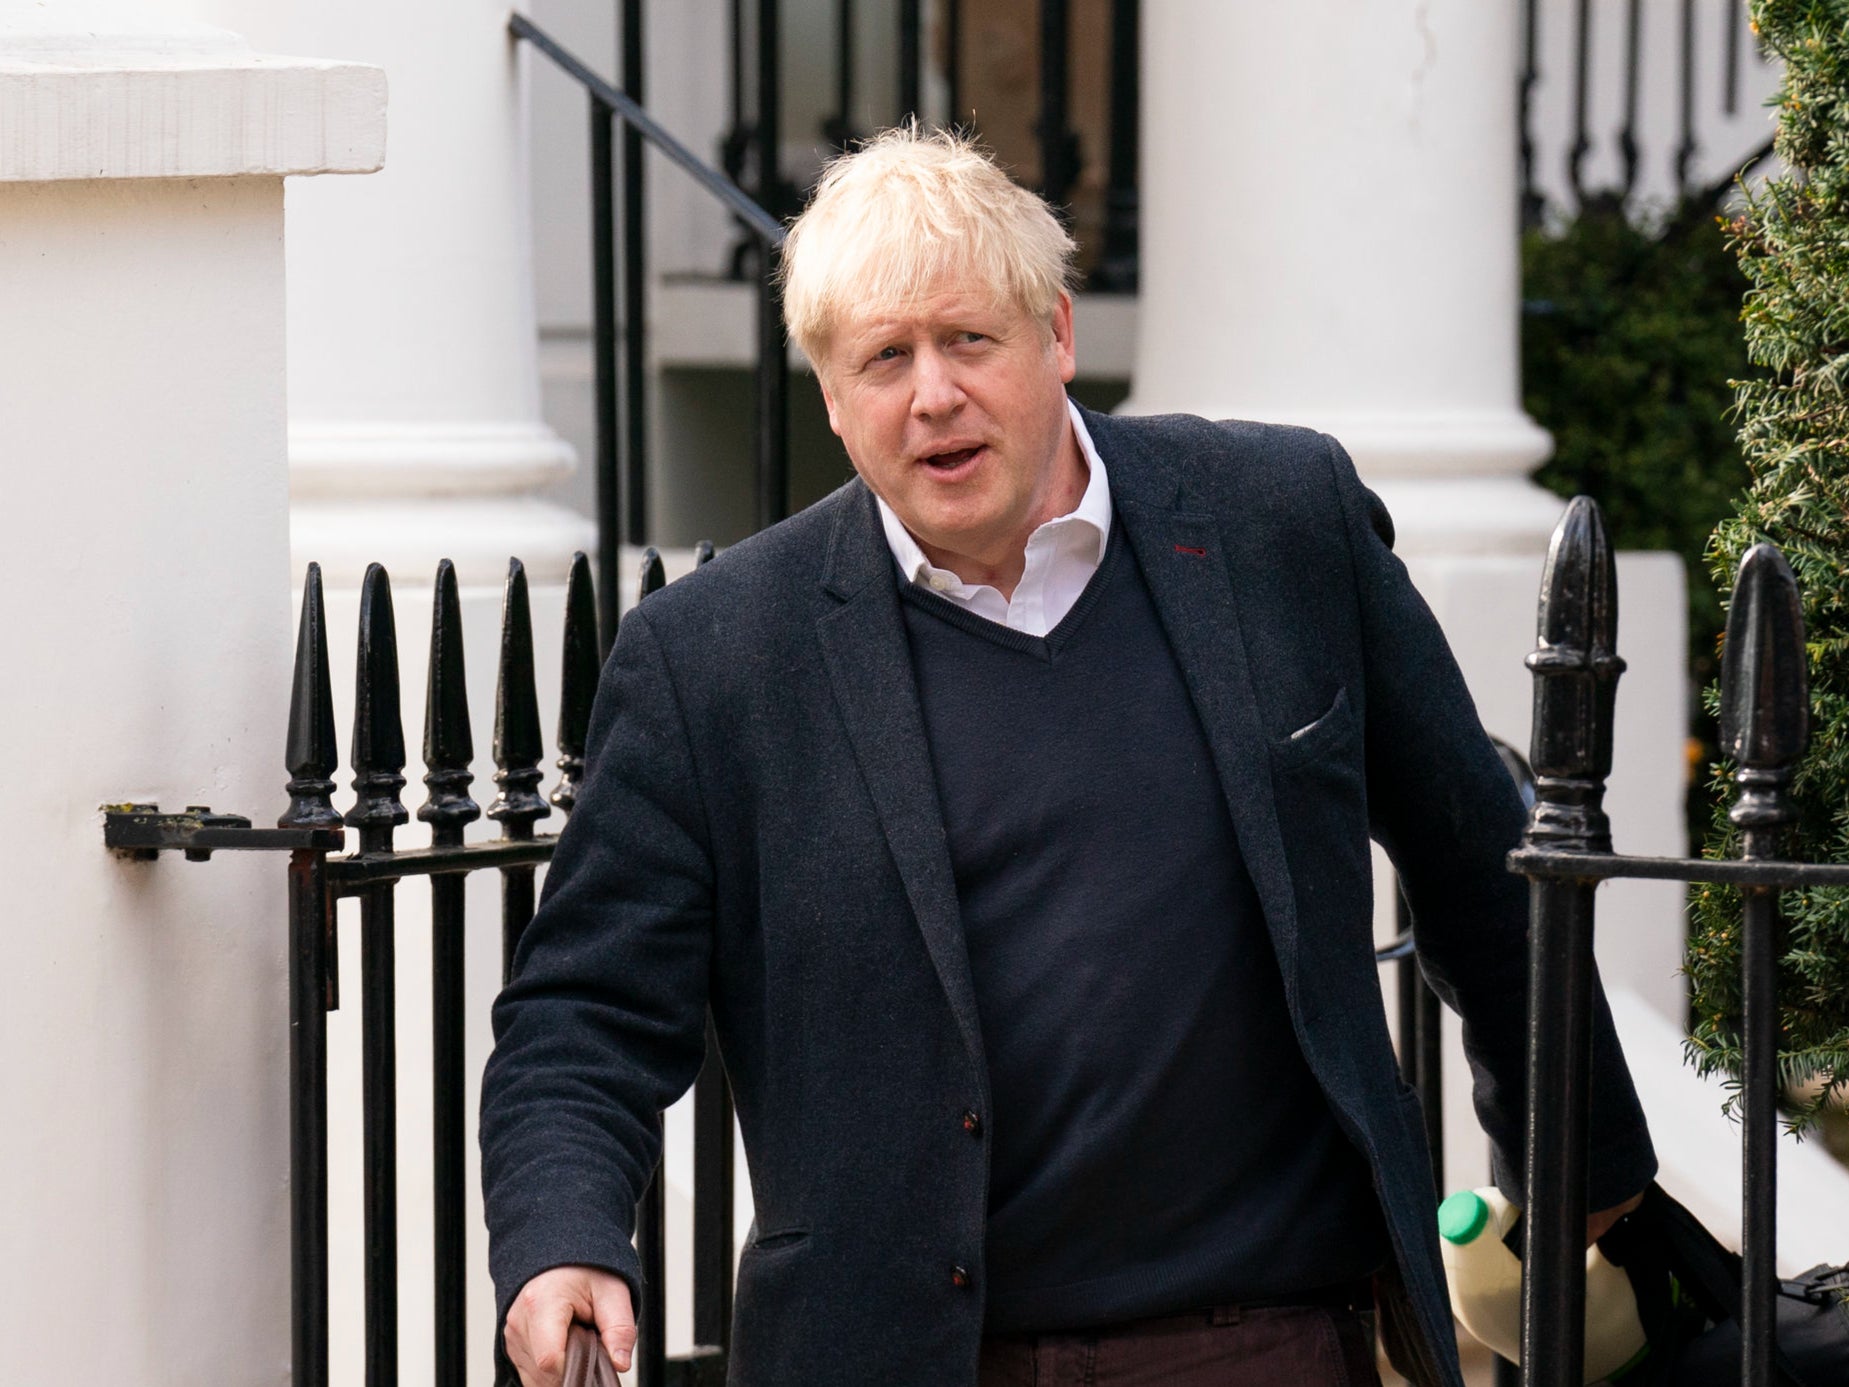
[951,1265,971,1290]
[960,1109,982,1137]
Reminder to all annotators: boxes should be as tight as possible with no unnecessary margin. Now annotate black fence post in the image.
[898,0,921,124]
[1092,0,1139,293]
[490,559,552,982]
[692,1018,736,1362]
[825,0,857,149]
[1567,0,1592,209]
[721,0,752,280]
[419,559,481,1384]
[1519,497,1624,1387]
[632,547,671,1387]
[1620,0,1643,199]
[1399,889,1445,1193]
[554,552,602,810]
[1037,0,1079,213]
[349,564,410,1387]
[282,563,341,1387]
[591,98,623,648]
[1718,544,1809,1387]
[755,0,790,533]
[1520,0,1542,226]
[621,0,649,551]
[1724,0,1743,116]
[944,0,962,129]
[1677,0,1698,196]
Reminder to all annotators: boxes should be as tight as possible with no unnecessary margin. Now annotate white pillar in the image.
[172,0,595,587]
[162,6,595,1381]
[1126,0,1689,1194]
[0,7,383,1383]
[1127,0,1558,552]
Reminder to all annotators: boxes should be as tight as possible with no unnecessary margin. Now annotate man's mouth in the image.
[919,445,983,472]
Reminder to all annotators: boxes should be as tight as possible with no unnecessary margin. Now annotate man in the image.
[481,128,1655,1386]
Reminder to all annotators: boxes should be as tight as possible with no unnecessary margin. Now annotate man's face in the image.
[817,281,1079,574]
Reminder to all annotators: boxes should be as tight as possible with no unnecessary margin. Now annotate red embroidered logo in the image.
[1174,544,1207,557]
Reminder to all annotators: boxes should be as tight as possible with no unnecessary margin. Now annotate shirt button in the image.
[960,1109,982,1137]
[929,575,953,592]
[951,1265,972,1290]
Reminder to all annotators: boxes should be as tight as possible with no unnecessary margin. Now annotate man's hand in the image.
[1586,1191,1645,1248]
[505,1265,636,1387]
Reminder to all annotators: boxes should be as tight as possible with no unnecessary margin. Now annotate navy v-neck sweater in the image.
[899,527,1388,1333]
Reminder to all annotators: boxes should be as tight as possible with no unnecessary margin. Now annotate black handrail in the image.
[512,14,782,243]
[1520,0,1773,221]
[511,12,789,639]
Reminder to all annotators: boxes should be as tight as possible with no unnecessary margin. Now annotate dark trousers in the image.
[978,1302,1383,1386]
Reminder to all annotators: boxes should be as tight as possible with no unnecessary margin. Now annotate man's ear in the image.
[818,374,843,438]
[1050,291,1077,385]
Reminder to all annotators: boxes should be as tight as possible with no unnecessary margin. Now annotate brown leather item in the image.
[562,1321,621,1387]
[979,1302,1383,1386]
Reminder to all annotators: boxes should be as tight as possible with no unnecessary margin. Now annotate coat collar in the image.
[814,484,991,1092]
[1070,400,1184,511]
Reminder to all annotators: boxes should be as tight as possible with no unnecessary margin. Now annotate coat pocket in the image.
[747,1225,811,1252]
[1271,686,1356,768]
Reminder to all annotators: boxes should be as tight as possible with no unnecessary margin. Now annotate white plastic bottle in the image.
[1437,1187,1651,1383]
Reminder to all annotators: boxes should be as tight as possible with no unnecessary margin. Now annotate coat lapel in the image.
[814,483,989,1083]
[1083,406,1302,978]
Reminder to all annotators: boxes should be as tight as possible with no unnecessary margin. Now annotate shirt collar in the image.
[874,398,1113,587]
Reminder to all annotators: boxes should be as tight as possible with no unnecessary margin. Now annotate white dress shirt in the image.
[874,400,1113,637]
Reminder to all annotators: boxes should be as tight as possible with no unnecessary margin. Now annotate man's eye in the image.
[958,331,986,345]
[871,346,902,363]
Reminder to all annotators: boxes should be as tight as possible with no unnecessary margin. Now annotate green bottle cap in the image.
[1438,1190,1491,1244]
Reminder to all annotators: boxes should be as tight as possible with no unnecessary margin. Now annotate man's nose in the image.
[910,347,966,418]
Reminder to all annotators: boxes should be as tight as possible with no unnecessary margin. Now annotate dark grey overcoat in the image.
[480,404,1657,1387]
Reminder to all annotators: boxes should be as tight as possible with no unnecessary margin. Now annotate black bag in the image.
[1597,1182,1849,1387]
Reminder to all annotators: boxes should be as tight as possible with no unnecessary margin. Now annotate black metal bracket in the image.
[103,803,346,861]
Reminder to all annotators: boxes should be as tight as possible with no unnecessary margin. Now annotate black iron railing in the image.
[1510,497,1814,1387]
[510,13,787,641]
[719,0,1138,292]
[106,548,728,1387]
[1520,0,1776,223]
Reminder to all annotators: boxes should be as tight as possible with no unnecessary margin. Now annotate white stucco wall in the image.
[0,8,383,1381]
[0,167,299,1387]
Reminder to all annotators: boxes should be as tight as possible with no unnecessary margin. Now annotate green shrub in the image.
[1689,0,1849,1126]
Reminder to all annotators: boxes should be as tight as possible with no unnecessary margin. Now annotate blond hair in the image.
[778,125,1079,368]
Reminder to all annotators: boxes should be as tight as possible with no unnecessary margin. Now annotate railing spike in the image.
[1723,543,1809,832]
[694,539,715,567]
[1524,496,1625,853]
[1517,496,1625,1386]
[489,557,551,835]
[419,560,481,833]
[552,552,600,815]
[347,563,409,833]
[281,562,342,829]
[639,546,667,599]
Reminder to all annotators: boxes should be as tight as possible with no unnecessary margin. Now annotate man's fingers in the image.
[522,1288,580,1386]
[508,1268,604,1387]
[591,1275,638,1373]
